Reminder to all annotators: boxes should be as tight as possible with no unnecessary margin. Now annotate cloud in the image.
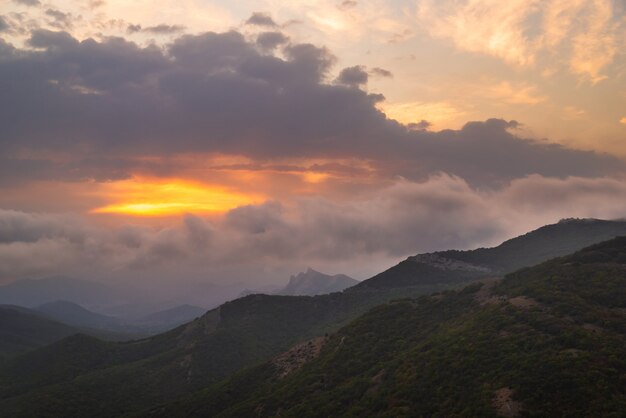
[370,67,393,78]
[45,8,74,30]
[407,120,431,131]
[143,24,185,34]
[256,31,289,51]
[126,23,141,34]
[417,0,539,66]
[379,100,467,129]
[125,23,185,35]
[246,12,278,27]
[557,0,618,83]
[0,29,623,189]
[335,65,368,87]
[482,81,548,105]
[416,0,623,82]
[12,0,40,6]
[88,0,106,9]
[2,175,626,282]
[0,16,9,32]
[338,1,358,10]
[0,210,88,244]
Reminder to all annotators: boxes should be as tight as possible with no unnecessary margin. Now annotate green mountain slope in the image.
[1,219,625,417]
[147,237,626,417]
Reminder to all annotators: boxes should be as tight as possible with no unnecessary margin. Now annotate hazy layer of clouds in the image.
[0,29,623,188]
[2,175,626,284]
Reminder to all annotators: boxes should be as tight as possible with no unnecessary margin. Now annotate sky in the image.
[0,0,626,288]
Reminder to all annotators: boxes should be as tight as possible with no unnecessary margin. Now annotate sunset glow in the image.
[1,0,626,291]
[92,178,262,216]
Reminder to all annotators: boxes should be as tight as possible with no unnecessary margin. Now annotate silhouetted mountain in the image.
[276,268,359,296]
[1,219,626,416]
[0,277,124,308]
[144,237,626,417]
[0,306,80,359]
[35,301,122,330]
[130,305,206,332]
[0,305,139,359]
[352,218,626,290]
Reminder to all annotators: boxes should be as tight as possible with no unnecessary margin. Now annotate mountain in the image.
[34,301,122,331]
[276,268,359,296]
[1,219,625,416]
[0,304,147,360]
[0,290,409,417]
[130,305,206,332]
[351,218,626,290]
[35,300,203,337]
[144,236,626,417]
[0,277,124,308]
[0,306,81,359]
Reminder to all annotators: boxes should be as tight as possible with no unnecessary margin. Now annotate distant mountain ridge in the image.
[352,218,626,290]
[0,277,123,308]
[0,306,80,359]
[35,301,122,330]
[0,305,141,358]
[276,268,359,296]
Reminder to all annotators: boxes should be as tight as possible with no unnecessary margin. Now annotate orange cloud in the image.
[92,177,263,217]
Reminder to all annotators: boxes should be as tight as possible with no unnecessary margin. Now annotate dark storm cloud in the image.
[0,29,623,186]
[246,12,278,27]
[336,65,369,87]
[256,31,289,50]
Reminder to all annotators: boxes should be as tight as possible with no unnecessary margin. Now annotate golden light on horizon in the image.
[92,177,262,216]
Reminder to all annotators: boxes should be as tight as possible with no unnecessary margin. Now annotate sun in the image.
[92,177,261,216]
